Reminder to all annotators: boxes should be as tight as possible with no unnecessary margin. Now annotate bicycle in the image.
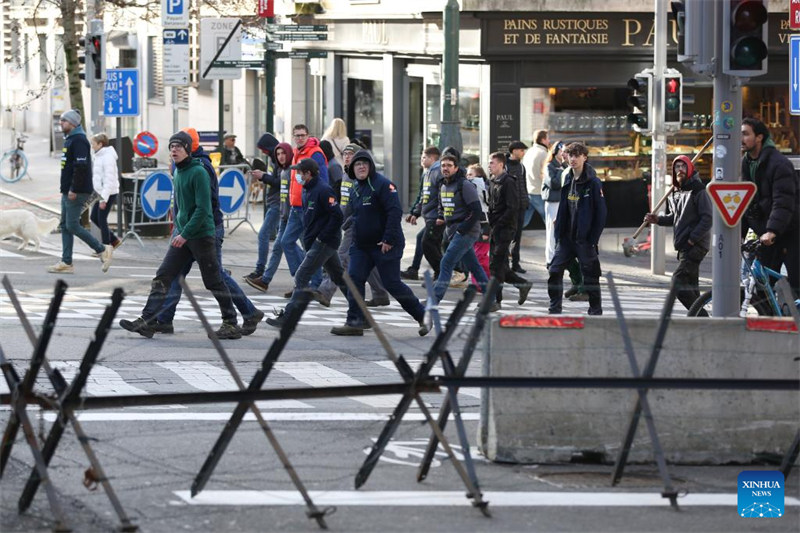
[687,239,800,317]
[0,133,29,183]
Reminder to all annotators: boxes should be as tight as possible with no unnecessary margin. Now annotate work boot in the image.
[243,271,263,282]
[331,323,364,336]
[400,268,419,280]
[284,289,294,299]
[489,301,502,313]
[587,307,603,316]
[152,321,174,334]
[569,291,590,302]
[517,282,533,305]
[241,309,265,336]
[311,290,331,307]
[564,286,580,299]
[111,238,122,250]
[120,317,154,338]
[365,298,390,307]
[245,277,269,292]
[548,306,562,315]
[512,263,526,274]
[213,322,242,340]
[418,320,430,336]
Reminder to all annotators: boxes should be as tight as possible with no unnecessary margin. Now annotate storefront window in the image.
[347,78,384,168]
[459,88,480,164]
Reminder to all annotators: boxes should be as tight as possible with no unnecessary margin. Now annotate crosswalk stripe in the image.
[157,361,313,409]
[372,360,482,399]
[51,361,153,397]
[274,362,401,409]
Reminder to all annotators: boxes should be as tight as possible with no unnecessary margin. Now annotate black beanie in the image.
[168,131,192,153]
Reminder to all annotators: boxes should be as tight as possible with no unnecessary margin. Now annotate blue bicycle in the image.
[688,239,800,317]
[0,133,29,183]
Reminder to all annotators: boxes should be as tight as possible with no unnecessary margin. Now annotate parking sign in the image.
[162,0,189,28]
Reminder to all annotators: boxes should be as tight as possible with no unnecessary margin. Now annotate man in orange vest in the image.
[279,124,330,297]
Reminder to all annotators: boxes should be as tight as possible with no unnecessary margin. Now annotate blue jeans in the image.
[255,206,281,274]
[523,194,546,228]
[142,236,236,323]
[157,224,257,323]
[346,245,424,326]
[280,207,323,288]
[434,232,488,303]
[61,193,104,264]
[263,217,287,284]
[285,240,347,317]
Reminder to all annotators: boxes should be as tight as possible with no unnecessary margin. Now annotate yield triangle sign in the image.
[706,182,757,227]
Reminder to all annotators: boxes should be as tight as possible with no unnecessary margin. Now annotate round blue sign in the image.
[218,169,247,214]
[140,171,173,219]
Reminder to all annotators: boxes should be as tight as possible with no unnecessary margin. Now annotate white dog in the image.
[0,209,60,252]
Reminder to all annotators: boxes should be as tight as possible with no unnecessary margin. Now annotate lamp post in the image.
[439,0,462,154]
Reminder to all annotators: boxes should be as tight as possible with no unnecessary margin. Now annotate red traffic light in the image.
[731,1,768,31]
[666,77,680,94]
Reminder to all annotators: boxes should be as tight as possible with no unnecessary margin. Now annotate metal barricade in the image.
[217,163,256,235]
[120,167,173,247]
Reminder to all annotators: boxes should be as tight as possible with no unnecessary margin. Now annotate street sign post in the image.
[133,131,159,158]
[162,0,189,28]
[163,28,190,86]
[706,182,757,228]
[140,171,173,219]
[103,69,140,117]
[791,35,800,116]
[200,18,243,80]
[218,169,247,214]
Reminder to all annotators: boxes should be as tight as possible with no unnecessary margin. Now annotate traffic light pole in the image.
[650,0,669,276]
[439,0,462,154]
[711,1,743,317]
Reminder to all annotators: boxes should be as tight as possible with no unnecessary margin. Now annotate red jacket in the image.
[290,137,328,207]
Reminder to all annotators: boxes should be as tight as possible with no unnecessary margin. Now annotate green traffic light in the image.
[666,97,680,111]
[732,36,768,67]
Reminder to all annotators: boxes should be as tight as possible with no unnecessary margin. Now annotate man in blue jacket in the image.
[547,142,607,315]
[266,158,348,328]
[48,109,113,274]
[331,150,429,336]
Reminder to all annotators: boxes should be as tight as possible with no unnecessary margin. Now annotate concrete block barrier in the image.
[479,315,799,465]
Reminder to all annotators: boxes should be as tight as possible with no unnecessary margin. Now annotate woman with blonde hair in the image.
[321,117,350,165]
[90,133,121,248]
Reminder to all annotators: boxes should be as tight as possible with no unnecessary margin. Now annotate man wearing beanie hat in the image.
[120,131,242,339]
[48,109,114,274]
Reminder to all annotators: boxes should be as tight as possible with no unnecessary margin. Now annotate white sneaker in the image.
[99,244,113,273]
[449,271,468,288]
[48,261,74,274]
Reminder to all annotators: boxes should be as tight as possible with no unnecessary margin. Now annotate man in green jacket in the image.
[120,131,241,339]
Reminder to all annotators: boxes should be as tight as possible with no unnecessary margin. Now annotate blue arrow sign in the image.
[104,69,140,117]
[140,171,173,219]
[218,169,246,214]
[791,35,800,116]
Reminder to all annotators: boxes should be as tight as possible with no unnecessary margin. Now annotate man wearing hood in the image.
[331,150,429,336]
[547,142,607,315]
[266,158,348,329]
[120,131,241,339]
[433,153,489,303]
[741,117,799,297]
[245,133,291,284]
[644,155,712,311]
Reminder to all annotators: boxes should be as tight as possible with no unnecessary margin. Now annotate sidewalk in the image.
[0,127,701,289]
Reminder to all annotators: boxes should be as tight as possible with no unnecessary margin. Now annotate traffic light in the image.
[663,70,683,130]
[78,35,94,88]
[627,70,653,134]
[723,0,768,77]
[88,19,106,83]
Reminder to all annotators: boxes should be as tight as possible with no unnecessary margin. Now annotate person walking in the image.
[547,142,607,315]
[644,155,712,311]
[266,158,349,328]
[321,117,350,166]
[120,131,241,339]
[402,146,442,280]
[486,152,532,310]
[466,163,491,281]
[153,127,264,335]
[331,150,428,336]
[741,117,799,297]
[522,129,549,228]
[433,153,489,303]
[89,133,121,249]
[48,109,113,274]
[506,140,530,273]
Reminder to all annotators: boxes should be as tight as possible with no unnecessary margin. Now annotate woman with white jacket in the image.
[90,133,121,248]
